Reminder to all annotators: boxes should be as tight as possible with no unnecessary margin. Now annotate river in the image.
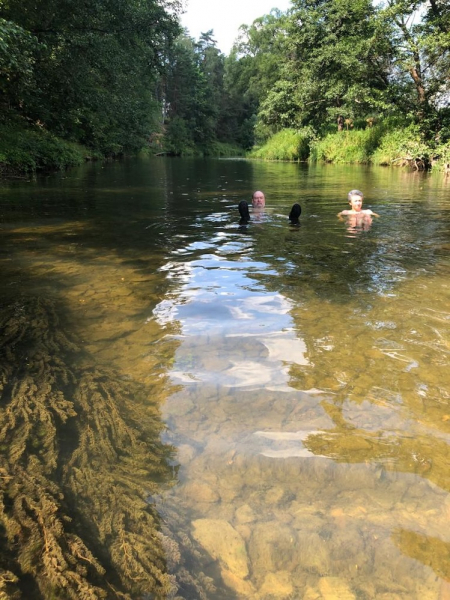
[1,157,450,599]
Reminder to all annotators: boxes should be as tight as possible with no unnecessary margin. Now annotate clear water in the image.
[1,158,450,599]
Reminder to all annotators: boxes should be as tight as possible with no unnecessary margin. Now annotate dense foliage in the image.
[1,0,450,169]
[1,0,181,158]
[224,0,450,166]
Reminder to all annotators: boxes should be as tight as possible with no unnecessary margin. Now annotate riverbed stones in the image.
[298,532,331,576]
[248,522,297,575]
[183,481,220,503]
[235,504,256,524]
[265,486,286,507]
[191,519,249,578]
[176,443,197,465]
[318,576,356,599]
[259,571,293,598]
[221,568,256,597]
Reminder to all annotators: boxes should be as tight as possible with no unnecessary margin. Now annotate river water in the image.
[1,158,450,599]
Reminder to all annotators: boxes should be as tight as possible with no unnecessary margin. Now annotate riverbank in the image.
[0,121,99,177]
[3,118,450,178]
[0,120,246,178]
[250,123,450,172]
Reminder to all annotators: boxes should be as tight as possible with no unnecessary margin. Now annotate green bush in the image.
[310,126,384,164]
[249,128,314,161]
[371,124,430,168]
[0,123,86,173]
[430,142,450,172]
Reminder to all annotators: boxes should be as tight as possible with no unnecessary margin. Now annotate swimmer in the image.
[238,191,302,224]
[338,189,379,219]
[252,190,266,208]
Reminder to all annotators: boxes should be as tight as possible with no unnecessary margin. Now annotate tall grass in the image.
[249,128,313,161]
[310,126,384,164]
[206,141,245,157]
[371,124,430,168]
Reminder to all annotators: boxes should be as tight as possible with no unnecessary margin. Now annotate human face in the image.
[252,191,265,208]
[348,194,363,212]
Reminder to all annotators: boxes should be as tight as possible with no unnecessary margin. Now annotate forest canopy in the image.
[1,0,450,169]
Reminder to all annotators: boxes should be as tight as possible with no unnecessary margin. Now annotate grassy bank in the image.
[252,122,450,172]
[249,128,313,161]
[3,118,450,175]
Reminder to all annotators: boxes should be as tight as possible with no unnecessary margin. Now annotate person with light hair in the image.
[338,189,379,218]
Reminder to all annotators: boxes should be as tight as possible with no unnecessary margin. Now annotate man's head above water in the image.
[252,190,266,208]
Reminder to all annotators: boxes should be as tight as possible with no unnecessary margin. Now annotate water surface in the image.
[1,158,450,599]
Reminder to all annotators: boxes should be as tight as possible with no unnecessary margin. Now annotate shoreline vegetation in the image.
[0,120,246,178]
[2,1,449,177]
[2,119,450,178]
[249,124,450,172]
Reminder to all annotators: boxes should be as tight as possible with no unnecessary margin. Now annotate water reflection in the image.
[340,212,376,236]
[154,240,308,392]
[153,166,450,599]
[2,159,450,598]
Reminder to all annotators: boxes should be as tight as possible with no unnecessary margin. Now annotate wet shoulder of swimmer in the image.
[238,191,302,225]
[337,189,380,219]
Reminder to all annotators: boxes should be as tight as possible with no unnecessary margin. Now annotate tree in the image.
[266,0,394,132]
[379,0,450,135]
[224,9,289,145]
[0,0,181,152]
[162,29,238,154]
[0,18,39,113]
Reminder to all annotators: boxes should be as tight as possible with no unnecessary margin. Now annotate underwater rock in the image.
[183,481,220,504]
[191,519,249,578]
[303,586,322,600]
[248,522,297,575]
[235,504,256,524]
[221,568,256,597]
[259,571,294,598]
[298,532,331,576]
[177,443,197,465]
[318,576,356,599]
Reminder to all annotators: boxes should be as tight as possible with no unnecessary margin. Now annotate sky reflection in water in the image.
[150,164,450,599]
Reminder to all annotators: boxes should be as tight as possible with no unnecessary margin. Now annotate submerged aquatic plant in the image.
[0,296,180,599]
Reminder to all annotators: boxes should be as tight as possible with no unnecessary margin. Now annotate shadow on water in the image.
[0,159,253,598]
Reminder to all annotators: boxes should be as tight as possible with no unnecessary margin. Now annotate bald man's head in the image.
[252,191,265,208]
